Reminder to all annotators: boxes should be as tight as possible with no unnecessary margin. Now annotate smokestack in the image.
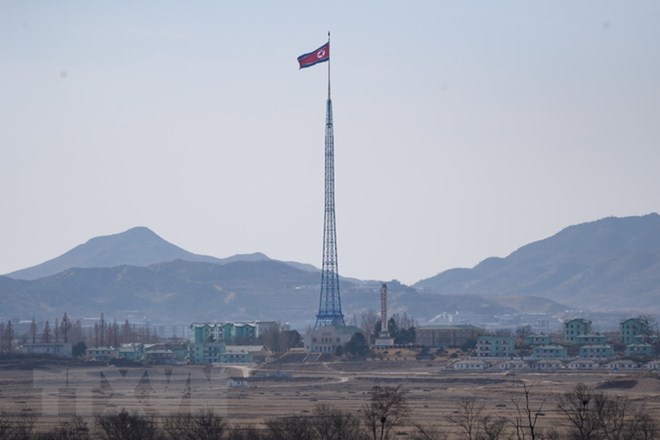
[380,283,388,333]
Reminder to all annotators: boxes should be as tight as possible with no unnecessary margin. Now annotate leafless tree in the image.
[95,408,162,440]
[163,409,227,440]
[265,415,317,440]
[510,383,545,440]
[3,409,36,440]
[557,383,612,440]
[361,385,409,440]
[481,415,508,440]
[447,397,484,440]
[312,403,365,440]
[226,425,263,440]
[44,416,91,440]
[410,423,448,440]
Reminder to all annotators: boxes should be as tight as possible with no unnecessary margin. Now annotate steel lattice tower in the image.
[315,35,345,328]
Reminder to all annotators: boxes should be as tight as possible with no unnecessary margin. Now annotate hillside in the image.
[415,213,660,313]
[6,227,268,280]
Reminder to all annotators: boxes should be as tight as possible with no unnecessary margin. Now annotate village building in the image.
[415,324,483,349]
[578,344,614,359]
[532,344,568,359]
[475,335,515,358]
[20,342,72,357]
[563,318,592,344]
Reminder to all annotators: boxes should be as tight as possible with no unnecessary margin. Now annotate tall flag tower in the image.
[298,33,345,328]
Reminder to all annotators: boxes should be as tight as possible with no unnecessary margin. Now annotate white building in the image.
[20,342,72,357]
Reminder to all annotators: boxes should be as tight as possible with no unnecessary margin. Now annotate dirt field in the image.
[1,359,659,435]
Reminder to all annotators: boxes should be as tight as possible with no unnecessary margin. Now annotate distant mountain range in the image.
[1,214,659,326]
[8,227,266,280]
[415,213,660,314]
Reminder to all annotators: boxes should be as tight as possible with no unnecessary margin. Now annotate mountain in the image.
[6,227,270,280]
[415,213,660,314]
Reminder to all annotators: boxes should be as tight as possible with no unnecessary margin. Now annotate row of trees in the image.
[0,383,656,439]
[349,310,418,345]
[0,313,167,354]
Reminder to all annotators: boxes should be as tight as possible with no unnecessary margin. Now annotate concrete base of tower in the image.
[374,336,395,348]
[304,325,362,353]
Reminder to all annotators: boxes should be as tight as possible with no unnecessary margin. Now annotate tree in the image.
[510,383,545,440]
[47,416,91,440]
[557,383,611,440]
[29,318,37,344]
[344,332,370,358]
[60,313,72,343]
[95,408,161,440]
[4,321,15,352]
[515,325,533,348]
[361,385,409,440]
[72,341,87,358]
[447,397,484,440]
[312,404,365,440]
[356,310,380,343]
[266,415,317,440]
[163,409,227,440]
[43,321,52,343]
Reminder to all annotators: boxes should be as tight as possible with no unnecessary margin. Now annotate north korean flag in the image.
[297,42,330,69]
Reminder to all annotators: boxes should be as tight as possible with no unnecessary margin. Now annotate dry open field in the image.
[1,358,659,436]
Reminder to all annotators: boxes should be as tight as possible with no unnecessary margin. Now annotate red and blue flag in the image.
[297,42,330,69]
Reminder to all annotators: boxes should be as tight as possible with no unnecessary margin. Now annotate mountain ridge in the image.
[414,213,660,313]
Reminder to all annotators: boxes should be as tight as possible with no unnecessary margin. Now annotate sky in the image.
[1,1,659,285]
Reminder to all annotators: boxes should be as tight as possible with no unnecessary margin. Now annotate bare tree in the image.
[163,409,227,440]
[45,416,91,440]
[312,403,365,440]
[265,415,317,440]
[447,397,483,440]
[95,408,162,440]
[410,423,448,440]
[481,415,508,440]
[226,425,263,440]
[557,383,611,440]
[510,383,545,440]
[515,325,533,348]
[361,385,409,440]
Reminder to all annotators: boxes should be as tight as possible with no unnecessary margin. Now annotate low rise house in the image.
[606,359,639,371]
[20,342,72,357]
[644,360,660,371]
[533,359,563,371]
[476,335,515,358]
[532,345,568,359]
[452,359,488,370]
[87,346,116,361]
[497,359,527,370]
[526,334,552,346]
[568,359,600,370]
[117,343,144,361]
[579,345,614,359]
[625,343,655,358]
[226,377,248,388]
[575,334,607,346]
[143,348,177,364]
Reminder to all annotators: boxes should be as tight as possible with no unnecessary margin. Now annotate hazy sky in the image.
[2,1,659,285]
